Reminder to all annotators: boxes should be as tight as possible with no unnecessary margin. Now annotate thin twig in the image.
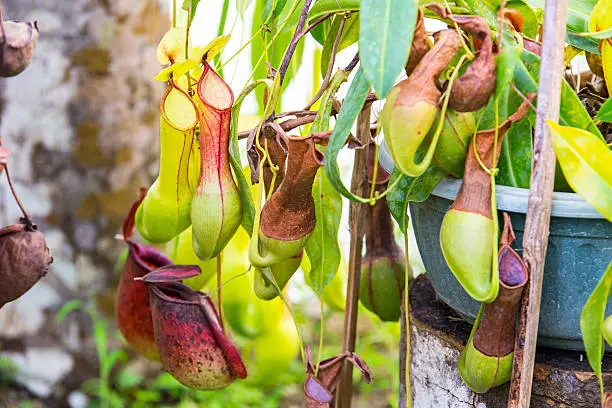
[510,82,538,112]
[278,0,313,84]
[345,53,359,72]
[4,165,31,223]
[238,114,317,139]
[304,15,347,110]
[295,13,333,43]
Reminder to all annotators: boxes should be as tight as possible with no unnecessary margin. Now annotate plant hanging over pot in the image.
[440,96,534,302]
[459,213,528,392]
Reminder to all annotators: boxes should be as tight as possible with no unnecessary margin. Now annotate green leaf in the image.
[460,0,499,29]
[597,97,612,122]
[262,0,289,22]
[567,32,601,54]
[497,118,533,188]
[514,50,603,139]
[577,26,612,38]
[182,0,201,25]
[494,32,523,101]
[320,14,360,78]
[231,80,274,234]
[581,260,612,402]
[386,165,447,231]
[55,299,84,323]
[252,0,304,114]
[547,121,612,222]
[323,67,371,202]
[526,0,597,33]
[308,0,360,20]
[306,170,343,293]
[236,0,254,19]
[359,0,417,98]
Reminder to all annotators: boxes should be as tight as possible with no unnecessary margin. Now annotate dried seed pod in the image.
[191,63,242,261]
[254,250,303,301]
[459,213,528,393]
[439,97,534,302]
[405,7,430,77]
[428,4,497,112]
[359,145,405,322]
[115,242,172,361]
[431,109,476,178]
[0,21,39,77]
[0,222,52,308]
[143,270,247,390]
[249,135,324,268]
[381,29,462,177]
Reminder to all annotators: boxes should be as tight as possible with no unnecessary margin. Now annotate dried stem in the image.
[4,165,31,224]
[345,53,359,72]
[304,15,347,110]
[336,102,372,407]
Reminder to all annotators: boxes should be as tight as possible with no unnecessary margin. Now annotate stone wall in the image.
[0,0,167,404]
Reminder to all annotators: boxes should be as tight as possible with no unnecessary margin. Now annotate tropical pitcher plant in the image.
[99,0,612,404]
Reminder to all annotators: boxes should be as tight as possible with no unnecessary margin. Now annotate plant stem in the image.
[295,13,333,42]
[304,15,346,110]
[215,0,231,77]
[399,227,412,408]
[4,165,31,225]
[217,253,225,332]
[336,102,372,407]
[344,53,359,72]
[278,0,313,84]
[172,0,177,28]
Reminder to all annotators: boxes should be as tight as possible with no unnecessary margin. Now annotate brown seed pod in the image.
[0,222,52,308]
[405,7,430,77]
[0,21,39,77]
[428,4,496,112]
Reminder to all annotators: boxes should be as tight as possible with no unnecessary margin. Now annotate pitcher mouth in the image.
[128,242,172,271]
[198,62,234,112]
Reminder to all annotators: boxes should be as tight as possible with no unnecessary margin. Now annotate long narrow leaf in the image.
[359,0,417,98]
[581,260,612,402]
[323,67,371,202]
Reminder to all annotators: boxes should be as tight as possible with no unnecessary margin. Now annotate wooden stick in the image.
[507,1,567,407]
[336,103,372,407]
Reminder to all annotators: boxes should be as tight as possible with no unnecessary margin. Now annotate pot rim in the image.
[379,140,605,219]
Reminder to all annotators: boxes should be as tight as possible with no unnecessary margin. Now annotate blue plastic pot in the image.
[409,177,612,351]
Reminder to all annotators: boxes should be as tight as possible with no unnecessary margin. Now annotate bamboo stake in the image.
[336,104,372,407]
[507,1,567,406]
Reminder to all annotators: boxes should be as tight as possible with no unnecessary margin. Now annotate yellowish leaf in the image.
[547,121,612,222]
[154,59,199,82]
[190,34,231,63]
[157,27,187,65]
